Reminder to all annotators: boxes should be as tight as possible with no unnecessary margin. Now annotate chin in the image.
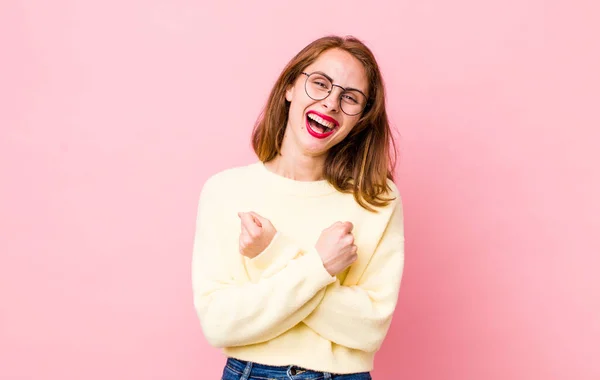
[295,132,329,155]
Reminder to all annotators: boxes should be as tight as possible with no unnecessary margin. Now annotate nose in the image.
[321,87,341,113]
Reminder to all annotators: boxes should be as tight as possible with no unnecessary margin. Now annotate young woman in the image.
[192,35,405,380]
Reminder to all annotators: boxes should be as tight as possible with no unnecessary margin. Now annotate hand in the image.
[315,221,358,276]
[238,211,277,258]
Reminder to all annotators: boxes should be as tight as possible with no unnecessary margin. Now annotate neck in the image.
[265,151,326,182]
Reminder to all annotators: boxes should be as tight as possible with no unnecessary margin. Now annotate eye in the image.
[342,93,359,104]
[314,80,328,89]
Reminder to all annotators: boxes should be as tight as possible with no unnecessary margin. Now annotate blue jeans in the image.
[221,357,372,380]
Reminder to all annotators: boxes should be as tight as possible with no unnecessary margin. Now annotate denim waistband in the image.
[224,357,372,380]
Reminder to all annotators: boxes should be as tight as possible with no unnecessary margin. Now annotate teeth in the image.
[308,113,336,129]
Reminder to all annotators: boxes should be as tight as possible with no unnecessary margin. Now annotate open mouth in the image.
[305,111,338,139]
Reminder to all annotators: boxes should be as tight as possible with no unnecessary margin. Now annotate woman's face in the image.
[283,48,369,158]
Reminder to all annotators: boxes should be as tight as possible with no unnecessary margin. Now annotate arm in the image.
[191,177,335,348]
[302,196,405,352]
[244,193,405,352]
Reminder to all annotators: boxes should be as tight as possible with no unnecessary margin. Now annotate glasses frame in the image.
[301,72,369,116]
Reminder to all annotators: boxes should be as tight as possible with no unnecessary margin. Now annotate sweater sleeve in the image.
[243,192,406,353]
[302,196,405,352]
[245,232,306,279]
[191,177,336,348]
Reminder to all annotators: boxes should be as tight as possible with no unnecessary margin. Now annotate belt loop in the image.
[323,371,332,379]
[240,360,253,380]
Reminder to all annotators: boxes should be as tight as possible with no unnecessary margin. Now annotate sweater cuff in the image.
[302,246,337,284]
[249,232,298,270]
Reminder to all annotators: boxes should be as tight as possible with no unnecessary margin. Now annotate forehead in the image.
[304,49,368,93]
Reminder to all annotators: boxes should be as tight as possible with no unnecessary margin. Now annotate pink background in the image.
[1,0,599,379]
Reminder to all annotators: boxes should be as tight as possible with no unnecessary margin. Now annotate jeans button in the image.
[290,368,297,375]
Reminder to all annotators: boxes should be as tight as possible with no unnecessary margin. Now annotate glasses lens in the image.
[305,73,332,100]
[340,90,367,116]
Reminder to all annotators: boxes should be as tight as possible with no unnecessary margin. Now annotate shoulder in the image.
[385,178,400,198]
[199,162,260,200]
[383,178,402,209]
[352,178,403,219]
[383,178,404,226]
[201,162,259,191]
[373,178,403,226]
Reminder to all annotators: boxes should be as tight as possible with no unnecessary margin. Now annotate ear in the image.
[285,83,294,102]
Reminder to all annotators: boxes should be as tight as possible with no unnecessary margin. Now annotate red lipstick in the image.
[305,110,339,139]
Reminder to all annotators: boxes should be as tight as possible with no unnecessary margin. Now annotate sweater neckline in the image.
[254,161,337,197]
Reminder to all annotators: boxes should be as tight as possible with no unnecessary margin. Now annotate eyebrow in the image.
[313,70,367,95]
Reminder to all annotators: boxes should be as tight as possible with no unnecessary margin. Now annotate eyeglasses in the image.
[301,72,368,116]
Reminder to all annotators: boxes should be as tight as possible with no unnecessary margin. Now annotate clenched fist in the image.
[238,211,277,258]
[315,221,358,276]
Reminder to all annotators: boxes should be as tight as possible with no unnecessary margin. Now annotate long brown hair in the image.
[251,35,397,211]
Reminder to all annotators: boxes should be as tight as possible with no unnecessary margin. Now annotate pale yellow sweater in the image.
[191,161,405,374]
